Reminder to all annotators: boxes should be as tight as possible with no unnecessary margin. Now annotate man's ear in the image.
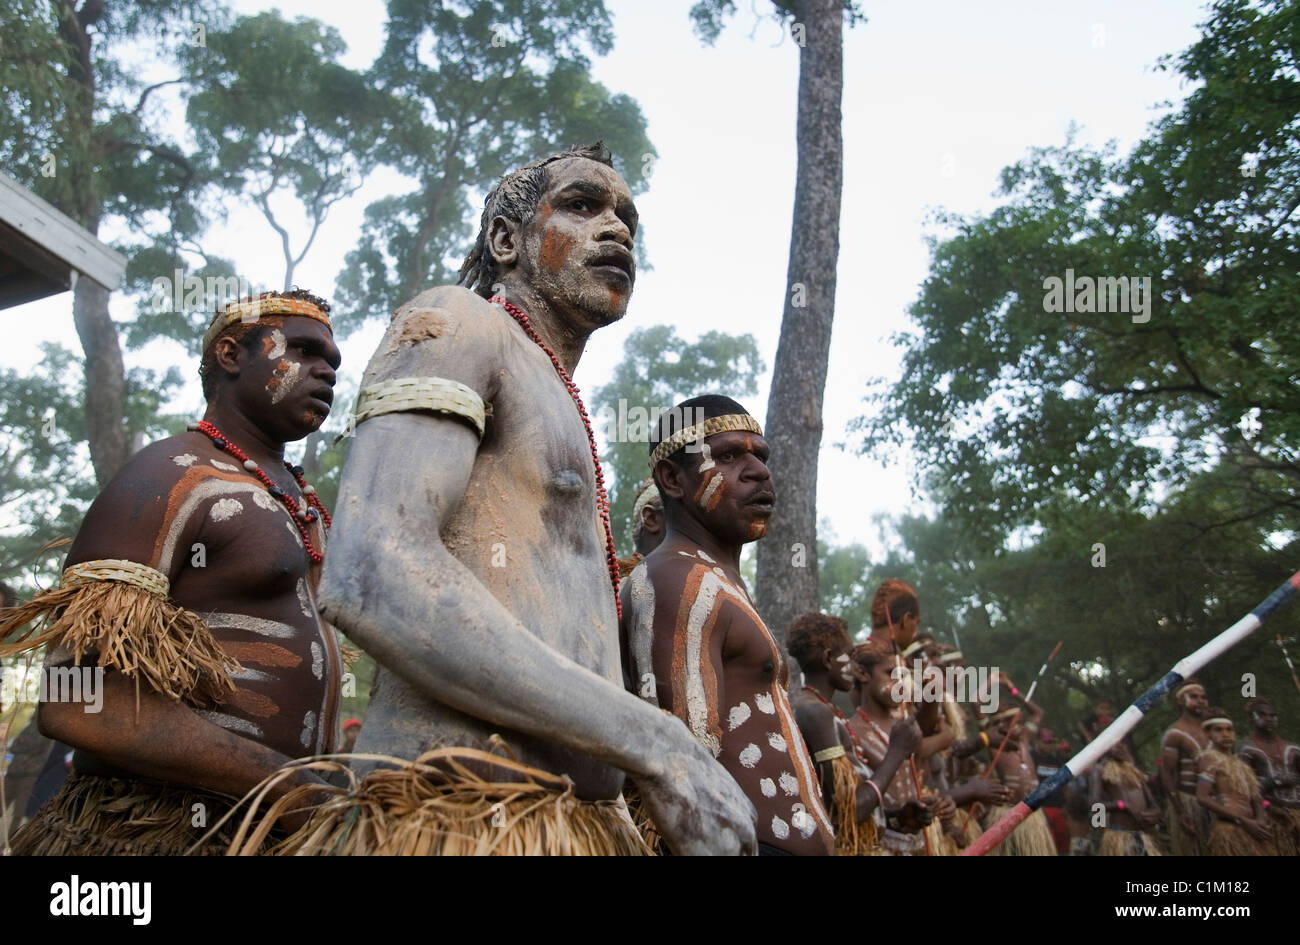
[641,503,664,535]
[211,334,247,380]
[654,459,690,502]
[488,215,522,269]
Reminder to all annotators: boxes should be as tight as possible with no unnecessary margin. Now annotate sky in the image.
[2,0,1213,557]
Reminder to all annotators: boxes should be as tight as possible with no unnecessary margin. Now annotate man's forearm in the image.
[42,674,320,801]
[320,536,679,782]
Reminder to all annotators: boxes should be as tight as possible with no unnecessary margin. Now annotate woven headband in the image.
[938,650,964,663]
[901,640,925,658]
[648,414,762,469]
[202,297,332,353]
[1202,716,1232,729]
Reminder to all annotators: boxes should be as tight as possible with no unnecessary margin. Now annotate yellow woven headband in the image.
[202,297,332,353]
[648,414,763,469]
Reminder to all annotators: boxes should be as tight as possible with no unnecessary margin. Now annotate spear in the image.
[1276,635,1300,697]
[885,610,932,855]
[1024,640,1064,703]
[964,567,1300,856]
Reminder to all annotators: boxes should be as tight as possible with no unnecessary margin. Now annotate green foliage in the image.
[592,325,764,550]
[333,0,655,330]
[855,0,1299,541]
[688,0,865,46]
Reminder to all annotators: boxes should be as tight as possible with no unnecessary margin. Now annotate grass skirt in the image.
[1268,806,1300,856]
[9,773,258,856]
[1098,828,1162,856]
[831,753,878,855]
[1166,793,1207,856]
[1207,819,1273,857]
[227,747,652,856]
[982,804,1057,856]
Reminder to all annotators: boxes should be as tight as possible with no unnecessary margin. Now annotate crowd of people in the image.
[1,141,1296,856]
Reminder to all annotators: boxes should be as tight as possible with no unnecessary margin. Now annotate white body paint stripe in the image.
[684,571,758,754]
[158,479,277,574]
[195,710,262,739]
[627,566,658,706]
[197,612,297,638]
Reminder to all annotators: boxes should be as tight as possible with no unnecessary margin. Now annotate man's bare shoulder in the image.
[68,432,228,566]
[360,285,510,393]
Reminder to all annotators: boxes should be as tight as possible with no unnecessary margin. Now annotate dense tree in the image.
[855,0,1299,544]
[334,0,655,330]
[691,0,865,642]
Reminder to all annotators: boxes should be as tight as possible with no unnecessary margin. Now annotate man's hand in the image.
[1244,816,1272,842]
[971,778,1014,805]
[887,716,922,757]
[632,733,757,855]
[933,793,957,822]
[894,797,936,830]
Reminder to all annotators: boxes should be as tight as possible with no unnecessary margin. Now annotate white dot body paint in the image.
[299,710,316,749]
[252,490,279,512]
[696,548,716,563]
[210,459,240,472]
[208,497,243,522]
[267,328,287,359]
[754,692,776,714]
[793,808,816,838]
[771,815,790,840]
[739,743,762,768]
[760,778,777,798]
[172,453,197,467]
[728,702,751,731]
[270,360,302,405]
[779,772,799,796]
[767,731,787,751]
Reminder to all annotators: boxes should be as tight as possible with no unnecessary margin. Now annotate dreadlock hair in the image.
[870,578,920,631]
[198,288,332,400]
[649,394,752,475]
[786,612,851,669]
[457,142,616,298]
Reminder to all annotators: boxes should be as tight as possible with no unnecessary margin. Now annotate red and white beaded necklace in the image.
[488,296,621,618]
[190,420,332,564]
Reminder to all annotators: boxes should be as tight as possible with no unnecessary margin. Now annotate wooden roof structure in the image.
[0,171,126,310]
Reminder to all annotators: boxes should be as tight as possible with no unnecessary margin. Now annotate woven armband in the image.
[354,376,489,438]
[0,558,238,707]
[814,744,847,763]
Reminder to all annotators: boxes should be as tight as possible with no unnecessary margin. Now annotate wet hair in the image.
[198,288,332,400]
[648,394,752,472]
[870,578,920,630]
[787,613,851,667]
[457,142,615,297]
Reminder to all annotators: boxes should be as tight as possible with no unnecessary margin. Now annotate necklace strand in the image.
[190,420,332,563]
[488,296,621,617]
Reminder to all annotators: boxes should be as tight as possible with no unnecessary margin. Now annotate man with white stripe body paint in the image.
[621,394,834,855]
[2,289,343,855]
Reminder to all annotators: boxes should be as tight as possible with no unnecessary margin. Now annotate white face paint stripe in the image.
[195,710,263,739]
[268,328,287,359]
[197,612,297,638]
[698,473,724,508]
[270,360,301,404]
[158,479,280,574]
[697,442,715,472]
[627,566,659,706]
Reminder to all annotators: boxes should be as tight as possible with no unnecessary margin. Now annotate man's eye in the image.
[570,198,590,211]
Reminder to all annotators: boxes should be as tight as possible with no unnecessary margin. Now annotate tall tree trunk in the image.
[755,0,844,645]
[72,275,128,483]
